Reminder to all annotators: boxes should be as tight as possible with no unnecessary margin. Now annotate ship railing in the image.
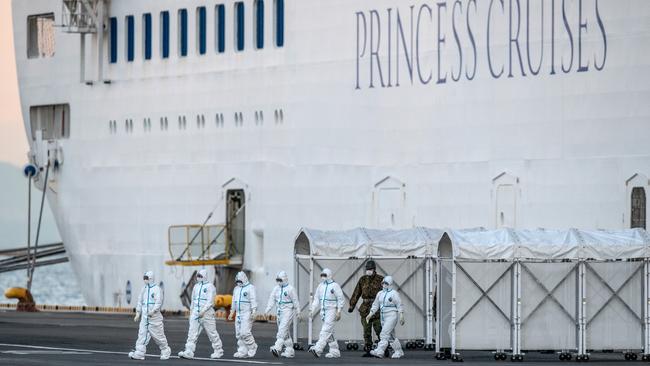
[166,224,234,266]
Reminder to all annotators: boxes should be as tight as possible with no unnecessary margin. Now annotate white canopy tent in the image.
[294,227,445,348]
[439,228,650,361]
[293,227,650,361]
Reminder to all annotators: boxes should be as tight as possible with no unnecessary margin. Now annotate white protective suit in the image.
[178,269,224,359]
[367,276,404,359]
[129,271,171,360]
[309,268,344,358]
[231,271,258,358]
[264,271,300,358]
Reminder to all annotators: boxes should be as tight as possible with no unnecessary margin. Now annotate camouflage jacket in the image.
[349,273,384,317]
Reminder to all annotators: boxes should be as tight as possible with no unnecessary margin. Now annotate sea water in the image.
[0,260,85,306]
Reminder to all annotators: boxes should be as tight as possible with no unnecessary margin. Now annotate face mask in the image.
[143,276,150,285]
[276,279,283,284]
[320,275,327,283]
[382,283,389,289]
[196,276,203,282]
[235,280,243,287]
[365,270,374,276]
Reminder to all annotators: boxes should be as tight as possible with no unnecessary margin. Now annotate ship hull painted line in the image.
[0,343,282,364]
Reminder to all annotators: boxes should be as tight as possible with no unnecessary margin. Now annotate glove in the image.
[251,309,257,319]
[295,311,303,322]
[335,310,342,321]
[309,308,317,318]
[198,309,206,318]
[365,313,373,322]
[347,306,354,313]
[399,313,405,326]
[228,311,235,321]
[133,312,140,322]
[147,310,154,317]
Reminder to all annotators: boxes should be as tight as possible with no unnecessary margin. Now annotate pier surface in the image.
[0,310,630,365]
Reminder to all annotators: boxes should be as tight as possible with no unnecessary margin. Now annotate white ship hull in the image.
[12,0,650,309]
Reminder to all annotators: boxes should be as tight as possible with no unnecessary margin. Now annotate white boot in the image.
[178,350,193,359]
[370,349,384,358]
[210,350,224,359]
[280,348,295,358]
[128,351,145,360]
[160,347,171,360]
[247,343,258,358]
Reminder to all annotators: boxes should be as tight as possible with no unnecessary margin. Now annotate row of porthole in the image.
[109,108,285,134]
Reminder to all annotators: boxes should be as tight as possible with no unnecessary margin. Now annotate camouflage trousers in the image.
[360,315,382,348]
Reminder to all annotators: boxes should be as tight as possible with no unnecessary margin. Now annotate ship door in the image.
[631,187,646,229]
[493,172,519,228]
[226,189,246,259]
[373,176,406,228]
[496,185,516,228]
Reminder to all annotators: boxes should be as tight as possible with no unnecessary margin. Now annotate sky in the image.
[0,0,28,168]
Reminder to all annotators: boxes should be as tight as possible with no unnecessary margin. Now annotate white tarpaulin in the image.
[295,227,445,257]
[447,228,650,261]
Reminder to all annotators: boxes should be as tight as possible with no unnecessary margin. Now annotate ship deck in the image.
[0,310,631,365]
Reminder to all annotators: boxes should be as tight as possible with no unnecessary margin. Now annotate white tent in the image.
[293,227,445,348]
[439,228,650,361]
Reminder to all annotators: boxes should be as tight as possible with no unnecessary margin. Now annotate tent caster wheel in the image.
[435,352,447,360]
[625,352,638,361]
[511,354,523,362]
[641,354,650,361]
[494,352,507,361]
[451,353,463,362]
[576,354,589,362]
[559,352,572,361]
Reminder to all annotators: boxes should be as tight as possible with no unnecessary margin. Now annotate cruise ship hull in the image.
[12,0,650,309]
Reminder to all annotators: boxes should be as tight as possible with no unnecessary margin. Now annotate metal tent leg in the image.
[578,260,587,358]
[513,260,522,358]
[641,258,650,361]
[308,257,314,346]
[426,257,433,345]
[451,260,461,361]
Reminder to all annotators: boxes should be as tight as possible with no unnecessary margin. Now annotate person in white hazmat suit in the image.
[366,276,405,359]
[128,271,172,360]
[227,271,258,358]
[264,271,300,358]
[308,268,344,358]
[178,269,224,359]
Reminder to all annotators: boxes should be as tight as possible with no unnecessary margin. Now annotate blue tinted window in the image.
[160,11,170,58]
[126,15,134,61]
[255,0,264,49]
[179,9,188,56]
[275,0,284,47]
[143,13,152,60]
[109,17,118,63]
[216,4,225,53]
[197,7,206,55]
[235,2,244,51]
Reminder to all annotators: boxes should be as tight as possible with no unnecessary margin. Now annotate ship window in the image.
[178,9,188,57]
[143,13,152,60]
[631,187,647,229]
[125,15,135,62]
[254,0,264,49]
[215,4,226,53]
[109,17,118,63]
[160,11,170,58]
[234,2,245,51]
[27,13,55,59]
[197,7,207,55]
[274,0,284,47]
[29,104,70,140]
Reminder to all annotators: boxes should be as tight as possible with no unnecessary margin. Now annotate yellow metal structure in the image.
[4,287,37,312]
[165,224,232,266]
[214,294,233,309]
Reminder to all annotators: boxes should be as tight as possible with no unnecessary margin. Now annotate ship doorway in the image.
[496,184,516,228]
[631,187,646,229]
[226,189,246,258]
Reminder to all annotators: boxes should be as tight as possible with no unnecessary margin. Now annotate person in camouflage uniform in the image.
[348,260,384,356]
